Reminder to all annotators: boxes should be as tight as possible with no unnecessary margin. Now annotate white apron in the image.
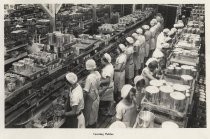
[121,102,138,128]
[125,46,134,79]
[144,31,152,57]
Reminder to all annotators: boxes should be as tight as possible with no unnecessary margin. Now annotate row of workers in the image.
[59,14,181,128]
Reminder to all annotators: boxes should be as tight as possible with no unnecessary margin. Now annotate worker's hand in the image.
[55,110,65,117]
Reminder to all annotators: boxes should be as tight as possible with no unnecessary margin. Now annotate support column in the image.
[39,4,56,32]
[92,4,97,23]
[132,4,136,13]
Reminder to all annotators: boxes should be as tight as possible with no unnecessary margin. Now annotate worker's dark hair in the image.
[130,87,136,94]
[136,78,146,87]
[118,46,123,53]
[102,56,109,63]
[148,60,158,70]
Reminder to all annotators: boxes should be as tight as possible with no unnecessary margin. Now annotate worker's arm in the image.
[100,76,111,87]
[144,70,157,80]
[64,105,78,116]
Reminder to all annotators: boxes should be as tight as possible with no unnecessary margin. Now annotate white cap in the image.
[134,75,144,86]
[168,31,175,36]
[119,44,126,52]
[136,28,143,34]
[152,19,158,24]
[150,20,155,26]
[126,37,134,44]
[109,121,126,128]
[142,25,150,30]
[163,28,170,34]
[156,16,161,22]
[173,24,179,28]
[132,33,138,38]
[86,59,96,70]
[146,58,158,66]
[66,72,78,84]
[171,28,177,32]
[104,53,112,63]
[121,84,133,98]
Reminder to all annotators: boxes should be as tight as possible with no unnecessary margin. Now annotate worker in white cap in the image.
[155,16,162,35]
[142,25,152,60]
[136,28,146,73]
[152,46,164,76]
[133,40,141,75]
[149,20,157,57]
[125,37,135,84]
[132,33,139,41]
[134,75,146,109]
[141,59,158,86]
[61,72,85,128]
[156,28,170,50]
[116,84,138,128]
[84,59,101,128]
[100,53,115,116]
[109,121,126,128]
[114,44,127,102]
[151,19,159,44]
[170,28,178,43]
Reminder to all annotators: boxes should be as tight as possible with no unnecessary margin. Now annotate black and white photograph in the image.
[2,1,207,133]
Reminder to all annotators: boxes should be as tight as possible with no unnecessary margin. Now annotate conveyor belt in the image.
[5,12,155,127]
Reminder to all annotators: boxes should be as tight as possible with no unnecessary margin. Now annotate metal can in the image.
[159,85,174,108]
[170,91,186,112]
[181,75,193,86]
[145,86,160,105]
[161,121,179,128]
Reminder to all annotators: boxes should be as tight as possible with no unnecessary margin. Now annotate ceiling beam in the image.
[39,4,54,18]
[55,4,62,14]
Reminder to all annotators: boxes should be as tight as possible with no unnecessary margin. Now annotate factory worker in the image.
[152,47,164,76]
[114,44,127,102]
[134,75,146,109]
[99,53,115,116]
[142,25,152,60]
[156,28,170,50]
[109,121,126,128]
[151,19,158,43]
[156,13,164,31]
[125,37,135,84]
[149,20,157,57]
[181,15,187,26]
[133,40,141,76]
[132,33,139,41]
[136,28,146,73]
[116,84,138,128]
[141,59,158,86]
[171,27,178,43]
[61,72,85,128]
[84,59,101,128]
[155,16,162,37]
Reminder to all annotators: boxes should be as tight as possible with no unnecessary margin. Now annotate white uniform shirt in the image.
[69,84,84,114]
[84,71,101,93]
[116,53,127,68]
[102,63,114,83]
[156,32,165,49]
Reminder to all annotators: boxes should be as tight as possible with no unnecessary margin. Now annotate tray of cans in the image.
[141,78,195,119]
[169,53,199,67]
